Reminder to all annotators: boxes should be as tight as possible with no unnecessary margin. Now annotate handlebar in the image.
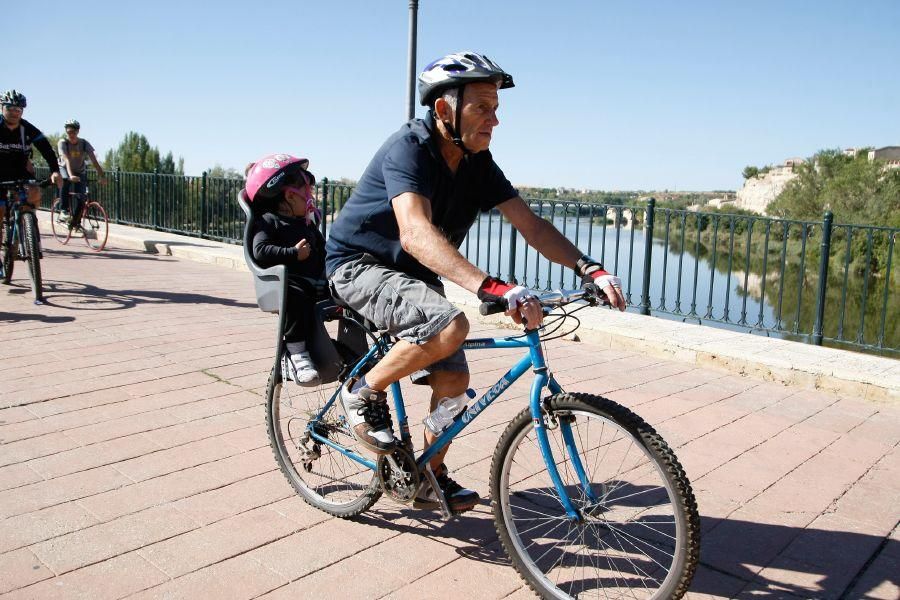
[478,287,605,316]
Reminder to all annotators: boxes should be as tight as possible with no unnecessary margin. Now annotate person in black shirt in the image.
[0,90,61,225]
[245,153,325,386]
[325,52,626,513]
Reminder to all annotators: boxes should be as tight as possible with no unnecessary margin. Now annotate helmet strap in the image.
[439,85,472,157]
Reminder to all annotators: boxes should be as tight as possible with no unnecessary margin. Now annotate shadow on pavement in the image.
[363,500,511,566]
[694,516,899,598]
[0,310,75,324]
[354,503,898,598]
[37,279,256,311]
[43,244,165,262]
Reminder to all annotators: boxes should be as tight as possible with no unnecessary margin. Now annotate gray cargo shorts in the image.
[329,255,468,385]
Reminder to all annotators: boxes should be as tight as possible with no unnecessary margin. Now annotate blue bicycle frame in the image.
[306,326,598,520]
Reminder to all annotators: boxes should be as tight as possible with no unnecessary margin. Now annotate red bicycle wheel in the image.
[81,202,109,252]
[50,198,73,245]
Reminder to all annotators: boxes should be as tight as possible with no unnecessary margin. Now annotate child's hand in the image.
[295,239,311,261]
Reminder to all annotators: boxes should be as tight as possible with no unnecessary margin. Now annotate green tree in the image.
[102,131,183,174]
[742,165,759,179]
[206,163,242,179]
[768,148,900,227]
[768,148,900,275]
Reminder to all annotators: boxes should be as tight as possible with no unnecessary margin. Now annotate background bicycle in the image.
[1,179,48,304]
[50,183,109,251]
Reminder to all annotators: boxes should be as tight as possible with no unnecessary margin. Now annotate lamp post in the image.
[406,0,419,120]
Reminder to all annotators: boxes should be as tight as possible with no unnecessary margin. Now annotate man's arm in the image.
[498,196,626,310]
[393,192,487,293]
[33,135,60,174]
[497,196,582,268]
[58,142,74,178]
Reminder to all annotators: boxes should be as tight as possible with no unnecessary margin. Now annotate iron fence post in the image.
[200,171,208,237]
[114,167,121,224]
[812,211,833,345]
[640,197,656,315]
[507,227,518,283]
[320,177,329,238]
[152,168,160,229]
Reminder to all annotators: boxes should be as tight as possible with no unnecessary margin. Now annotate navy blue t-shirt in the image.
[325,113,518,285]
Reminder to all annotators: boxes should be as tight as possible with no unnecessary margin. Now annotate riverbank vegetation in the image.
[768,149,900,228]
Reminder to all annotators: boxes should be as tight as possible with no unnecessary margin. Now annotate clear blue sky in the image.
[10,0,899,191]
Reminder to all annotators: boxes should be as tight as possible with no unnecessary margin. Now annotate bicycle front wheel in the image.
[1,218,15,284]
[50,199,73,245]
[81,202,109,251]
[266,340,381,518]
[491,393,700,600]
[22,212,43,302]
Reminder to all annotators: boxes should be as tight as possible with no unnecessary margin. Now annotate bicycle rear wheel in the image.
[1,218,15,284]
[50,199,73,245]
[266,337,381,518]
[491,393,700,600]
[22,213,43,303]
[81,201,109,251]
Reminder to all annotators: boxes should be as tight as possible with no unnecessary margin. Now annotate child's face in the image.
[284,183,312,216]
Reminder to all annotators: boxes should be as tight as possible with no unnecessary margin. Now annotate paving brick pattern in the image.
[0,234,898,599]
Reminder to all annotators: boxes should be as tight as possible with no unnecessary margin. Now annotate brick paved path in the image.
[0,234,897,599]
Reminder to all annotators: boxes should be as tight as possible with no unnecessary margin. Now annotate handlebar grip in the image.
[479,300,507,316]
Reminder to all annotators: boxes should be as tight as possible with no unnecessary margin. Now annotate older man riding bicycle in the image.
[325,52,625,513]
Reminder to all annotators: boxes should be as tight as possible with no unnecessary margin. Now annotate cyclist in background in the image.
[0,89,61,225]
[325,52,626,513]
[58,119,105,228]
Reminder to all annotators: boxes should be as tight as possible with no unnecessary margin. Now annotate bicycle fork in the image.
[532,358,599,522]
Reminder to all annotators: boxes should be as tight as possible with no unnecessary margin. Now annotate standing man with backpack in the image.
[58,119,105,228]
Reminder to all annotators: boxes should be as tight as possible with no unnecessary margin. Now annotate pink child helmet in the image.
[245,153,310,203]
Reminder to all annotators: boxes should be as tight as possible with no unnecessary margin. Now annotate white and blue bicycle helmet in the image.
[418,52,514,154]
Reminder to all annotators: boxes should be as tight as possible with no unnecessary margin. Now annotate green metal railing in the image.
[35,166,898,355]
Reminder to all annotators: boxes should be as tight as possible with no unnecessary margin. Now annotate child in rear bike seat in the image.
[245,153,325,386]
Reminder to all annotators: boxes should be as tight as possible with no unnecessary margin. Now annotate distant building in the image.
[868,146,900,169]
[706,196,736,209]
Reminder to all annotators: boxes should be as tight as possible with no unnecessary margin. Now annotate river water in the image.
[461,211,897,352]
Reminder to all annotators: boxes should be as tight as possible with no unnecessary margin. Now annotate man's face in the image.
[2,105,23,127]
[457,82,500,154]
[66,127,79,140]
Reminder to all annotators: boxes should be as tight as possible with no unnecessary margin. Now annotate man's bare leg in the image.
[363,314,469,390]
[414,369,480,512]
[423,370,470,471]
[339,314,469,455]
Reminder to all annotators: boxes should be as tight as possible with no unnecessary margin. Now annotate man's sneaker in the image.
[281,352,320,386]
[339,378,396,455]
[414,464,480,513]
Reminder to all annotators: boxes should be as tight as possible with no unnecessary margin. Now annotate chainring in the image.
[376,446,420,504]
